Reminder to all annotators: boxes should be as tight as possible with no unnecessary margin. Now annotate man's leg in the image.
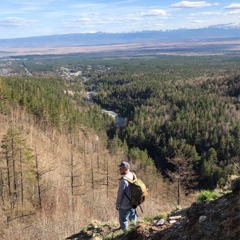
[129,208,137,224]
[119,208,129,230]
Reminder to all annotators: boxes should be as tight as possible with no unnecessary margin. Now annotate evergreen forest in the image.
[0,54,239,239]
[86,55,240,190]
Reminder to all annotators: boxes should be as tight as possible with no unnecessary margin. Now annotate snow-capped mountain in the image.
[0,24,239,48]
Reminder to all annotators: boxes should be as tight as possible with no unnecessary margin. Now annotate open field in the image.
[1,40,240,58]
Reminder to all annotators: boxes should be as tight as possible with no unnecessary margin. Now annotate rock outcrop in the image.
[149,178,240,240]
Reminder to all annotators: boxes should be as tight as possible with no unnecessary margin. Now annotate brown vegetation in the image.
[66,179,240,239]
[0,106,196,239]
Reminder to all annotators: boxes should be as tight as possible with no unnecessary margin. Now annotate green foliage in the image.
[153,213,167,220]
[1,76,113,135]
[143,216,153,223]
[128,147,154,168]
[83,56,239,189]
[102,233,115,240]
[196,190,218,203]
[2,55,239,190]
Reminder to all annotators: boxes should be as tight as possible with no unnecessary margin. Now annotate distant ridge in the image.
[0,25,239,48]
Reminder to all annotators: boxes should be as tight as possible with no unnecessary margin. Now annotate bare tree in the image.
[0,128,36,223]
[34,146,55,209]
[167,152,197,206]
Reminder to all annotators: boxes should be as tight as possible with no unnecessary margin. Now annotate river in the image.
[87,91,125,127]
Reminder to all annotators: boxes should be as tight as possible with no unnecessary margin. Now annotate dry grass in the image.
[0,106,194,239]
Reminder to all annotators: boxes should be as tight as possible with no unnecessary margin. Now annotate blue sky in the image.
[0,0,239,39]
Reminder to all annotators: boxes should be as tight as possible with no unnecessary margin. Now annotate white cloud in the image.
[64,13,109,29]
[190,11,222,16]
[0,17,37,28]
[171,1,212,8]
[191,20,205,23]
[227,9,240,15]
[140,9,167,17]
[224,4,240,9]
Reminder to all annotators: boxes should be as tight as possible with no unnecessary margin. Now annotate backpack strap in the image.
[132,172,137,180]
[123,172,136,205]
[123,172,137,183]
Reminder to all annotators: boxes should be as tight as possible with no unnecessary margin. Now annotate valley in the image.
[0,47,239,240]
[1,2,239,238]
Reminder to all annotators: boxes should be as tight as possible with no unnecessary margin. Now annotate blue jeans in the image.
[119,207,137,230]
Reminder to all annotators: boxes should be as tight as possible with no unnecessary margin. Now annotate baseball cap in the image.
[118,162,130,169]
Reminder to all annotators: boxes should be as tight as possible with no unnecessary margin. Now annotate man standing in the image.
[116,162,137,231]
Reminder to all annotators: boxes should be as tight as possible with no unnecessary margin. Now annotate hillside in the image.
[0,53,239,239]
[66,178,240,240]
[0,76,177,239]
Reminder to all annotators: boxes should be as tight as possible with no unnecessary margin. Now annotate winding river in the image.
[87,91,125,127]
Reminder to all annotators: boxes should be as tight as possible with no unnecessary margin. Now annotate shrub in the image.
[153,213,167,221]
[196,190,217,203]
[143,216,152,222]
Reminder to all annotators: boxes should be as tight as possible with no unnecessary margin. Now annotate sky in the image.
[0,0,240,39]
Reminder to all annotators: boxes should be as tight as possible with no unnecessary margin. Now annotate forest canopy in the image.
[84,55,240,189]
[1,54,240,190]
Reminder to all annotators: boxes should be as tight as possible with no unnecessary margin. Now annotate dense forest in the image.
[84,55,240,190]
[0,54,239,239]
[2,55,240,191]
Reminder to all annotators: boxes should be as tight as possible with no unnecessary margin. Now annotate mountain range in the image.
[1,24,239,48]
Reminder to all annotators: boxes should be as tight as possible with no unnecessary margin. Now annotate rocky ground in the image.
[66,178,240,240]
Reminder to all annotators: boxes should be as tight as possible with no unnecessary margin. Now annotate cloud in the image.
[64,13,109,29]
[171,1,213,8]
[224,4,240,9]
[140,9,167,17]
[227,9,240,15]
[0,17,37,28]
[191,20,206,23]
[190,11,222,16]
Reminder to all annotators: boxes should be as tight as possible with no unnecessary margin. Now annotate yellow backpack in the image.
[123,173,148,210]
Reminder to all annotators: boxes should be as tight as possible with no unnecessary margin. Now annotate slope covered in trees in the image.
[0,74,164,239]
[84,55,240,190]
